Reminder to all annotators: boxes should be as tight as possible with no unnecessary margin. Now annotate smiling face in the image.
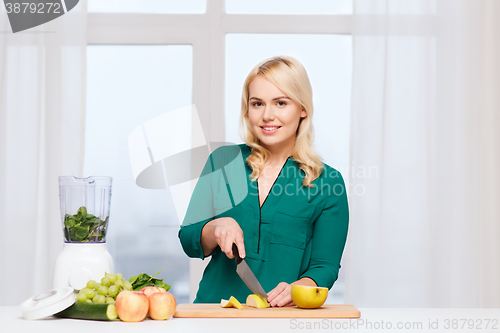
[247,75,307,153]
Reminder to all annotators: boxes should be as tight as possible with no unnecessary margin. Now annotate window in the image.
[87,0,353,304]
[226,0,352,15]
[85,45,193,304]
[88,0,206,14]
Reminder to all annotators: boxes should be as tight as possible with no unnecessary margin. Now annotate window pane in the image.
[355,0,437,15]
[226,0,352,15]
[88,0,206,14]
[85,45,193,304]
[225,34,352,303]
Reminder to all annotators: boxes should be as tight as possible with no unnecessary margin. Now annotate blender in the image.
[52,176,114,290]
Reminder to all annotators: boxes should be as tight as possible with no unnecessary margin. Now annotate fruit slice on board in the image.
[220,296,243,309]
[220,299,233,308]
[229,296,243,309]
[246,294,270,308]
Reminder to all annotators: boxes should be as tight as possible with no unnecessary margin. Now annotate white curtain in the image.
[0,4,87,305]
[345,0,500,307]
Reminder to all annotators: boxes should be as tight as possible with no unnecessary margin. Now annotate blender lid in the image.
[19,287,76,320]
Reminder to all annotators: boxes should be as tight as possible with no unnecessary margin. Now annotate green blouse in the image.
[178,144,349,303]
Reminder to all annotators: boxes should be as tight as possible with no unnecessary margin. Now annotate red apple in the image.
[148,292,177,320]
[115,291,149,322]
[140,286,166,297]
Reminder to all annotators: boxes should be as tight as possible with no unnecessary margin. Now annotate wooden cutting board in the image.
[173,303,360,318]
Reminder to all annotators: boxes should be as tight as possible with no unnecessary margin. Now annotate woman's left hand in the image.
[266,282,294,307]
[267,278,318,307]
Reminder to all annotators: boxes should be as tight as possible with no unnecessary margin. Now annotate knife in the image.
[232,243,268,299]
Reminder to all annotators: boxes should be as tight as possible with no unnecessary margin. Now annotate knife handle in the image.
[232,243,242,265]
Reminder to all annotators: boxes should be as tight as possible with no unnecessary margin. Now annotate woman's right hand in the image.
[201,217,246,259]
[214,217,246,259]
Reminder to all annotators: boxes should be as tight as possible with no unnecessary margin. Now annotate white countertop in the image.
[2,306,499,333]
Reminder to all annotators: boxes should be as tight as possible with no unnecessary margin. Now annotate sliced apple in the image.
[291,285,328,309]
[229,296,243,309]
[220,299,233,308]
[220,296,243,309]
[246,294,270,308]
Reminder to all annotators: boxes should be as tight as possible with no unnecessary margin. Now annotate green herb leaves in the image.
[129,271,171,292]
[64,206,108,242]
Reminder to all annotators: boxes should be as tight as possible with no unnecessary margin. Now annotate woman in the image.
[178,56,349,307]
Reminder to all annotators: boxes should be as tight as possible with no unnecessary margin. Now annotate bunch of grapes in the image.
[76,273,132,304]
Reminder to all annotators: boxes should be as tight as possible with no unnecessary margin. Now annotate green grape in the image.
[80,288,93,298]
[86,280,97,289]
[94,283,102,290]
[86,299,93,304]
[105,296,115,304]
[76,293,87,302]
[85,289,95,299]
[101,277,111,287]
[97,286,109,296]
[114,279,124,289]
[108,285,119,297]
[94,295,106,304]
[116,273,123,280]
[107,274,117,284]
[123,281,133,291]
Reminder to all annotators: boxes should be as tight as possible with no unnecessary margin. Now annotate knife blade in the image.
[232,243,267,299]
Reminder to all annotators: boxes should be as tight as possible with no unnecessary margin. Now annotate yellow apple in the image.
[115,291,149,322]
[290,285,328,309]
[246,294,270,308]
[148,292,177,320]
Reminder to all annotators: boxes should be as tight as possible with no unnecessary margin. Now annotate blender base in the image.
[53,243,114,290]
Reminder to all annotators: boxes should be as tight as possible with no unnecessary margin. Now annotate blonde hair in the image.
[239,56,324,187]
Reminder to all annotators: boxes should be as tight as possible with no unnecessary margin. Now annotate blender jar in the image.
[59,176,112,243]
